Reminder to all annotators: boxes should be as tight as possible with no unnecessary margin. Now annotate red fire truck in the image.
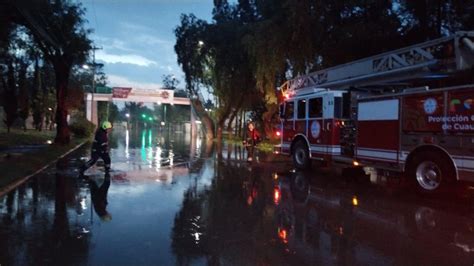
[275,31,474,193]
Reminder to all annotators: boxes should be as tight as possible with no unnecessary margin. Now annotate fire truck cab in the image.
[279,88,347,166]
[276,31,474,193]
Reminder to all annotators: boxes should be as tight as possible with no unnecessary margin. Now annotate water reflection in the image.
[89,173,111,221]
[0,128,207,265]
[273,171,474,265]
[3,133,474,265]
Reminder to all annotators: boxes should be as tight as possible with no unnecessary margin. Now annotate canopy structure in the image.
[85,87,197,138]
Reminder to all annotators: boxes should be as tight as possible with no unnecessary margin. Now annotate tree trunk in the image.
[191,98,215,140]
[54,64,71,145]
[226,111,237,139]
[238,109,244,138]
[3,61,18,132]
[226,96,244,139]
[216,102,233,144]
[18,62,29,132]
[263,103,279,140]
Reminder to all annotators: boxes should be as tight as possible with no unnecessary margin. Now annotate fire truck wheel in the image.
[408,152,453,193]
[292,141,311,170]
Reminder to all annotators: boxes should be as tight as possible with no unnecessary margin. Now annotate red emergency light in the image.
[273,188,280,205]
[278,228,288,243]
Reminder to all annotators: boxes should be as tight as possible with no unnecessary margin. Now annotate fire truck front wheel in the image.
[292,141,311,170]
[408,152,454,193]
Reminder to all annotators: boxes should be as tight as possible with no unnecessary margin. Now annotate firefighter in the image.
[243,121,261,162]
[80,121,113,174]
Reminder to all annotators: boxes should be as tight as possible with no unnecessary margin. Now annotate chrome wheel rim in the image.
[416,161,441,191]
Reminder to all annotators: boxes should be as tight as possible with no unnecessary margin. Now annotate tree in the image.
[31,61,56,131]
[162,74,180,90]
[1,60,18,132]
[399,0,474,43]
[175,1,261,142]
[175,14,215,140]
[1,24,34,132]
[174,0,474,140]
[17,60,29,131]
[97,102,119,124]
[17,0,92,144]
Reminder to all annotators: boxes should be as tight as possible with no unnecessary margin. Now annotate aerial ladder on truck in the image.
[279,31,474,95]
[276,31,474,193]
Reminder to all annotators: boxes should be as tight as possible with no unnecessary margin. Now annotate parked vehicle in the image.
[275,31,474,193]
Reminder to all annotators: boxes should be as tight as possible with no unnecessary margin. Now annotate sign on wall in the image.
[112,87,132,98]
[112,87,174,102]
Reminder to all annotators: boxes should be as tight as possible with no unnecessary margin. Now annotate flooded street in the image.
[2,129,474,265]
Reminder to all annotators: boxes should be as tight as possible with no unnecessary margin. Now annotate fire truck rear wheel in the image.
[292,141,311,170]
[408,152,453,194]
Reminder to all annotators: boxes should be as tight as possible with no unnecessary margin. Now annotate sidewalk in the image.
[0,129,89,197]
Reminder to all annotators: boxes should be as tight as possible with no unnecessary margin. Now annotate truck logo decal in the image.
[423,98,437,114]
[450,98,473,112]
[310,121,321,139]
[465,99,473,110]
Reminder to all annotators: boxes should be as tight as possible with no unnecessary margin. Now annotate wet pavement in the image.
[2,129,474,265]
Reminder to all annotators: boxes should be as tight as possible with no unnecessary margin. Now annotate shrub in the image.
[69,116,95,138]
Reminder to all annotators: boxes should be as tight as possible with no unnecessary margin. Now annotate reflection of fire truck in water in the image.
[275,31,474,193]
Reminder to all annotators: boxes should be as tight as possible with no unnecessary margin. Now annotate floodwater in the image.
[2,129,474,265]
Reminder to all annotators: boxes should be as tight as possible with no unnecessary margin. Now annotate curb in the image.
[0,140,88,198]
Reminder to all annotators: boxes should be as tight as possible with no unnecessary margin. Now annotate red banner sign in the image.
[112,87,132,98]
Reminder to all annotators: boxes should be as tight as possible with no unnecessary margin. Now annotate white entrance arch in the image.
[85,87,198,138]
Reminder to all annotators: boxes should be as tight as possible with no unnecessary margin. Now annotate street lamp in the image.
[125,113,130,118]
[198,40,204,47]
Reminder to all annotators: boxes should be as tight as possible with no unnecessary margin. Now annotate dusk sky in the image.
[81,0,215,91]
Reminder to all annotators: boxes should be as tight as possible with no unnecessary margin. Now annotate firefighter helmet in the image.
[101,121,112,130]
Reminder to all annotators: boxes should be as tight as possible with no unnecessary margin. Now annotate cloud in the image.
[119,22,173,47]
[94,36,136,53]
[96,50,157,67]
[108,74,162,90]
[136,34,173,47]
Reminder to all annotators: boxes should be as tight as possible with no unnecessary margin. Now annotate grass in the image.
[0,128,56,148]
[0,135,88,192]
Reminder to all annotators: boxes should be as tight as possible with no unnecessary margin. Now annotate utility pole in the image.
[85,46,101,126]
